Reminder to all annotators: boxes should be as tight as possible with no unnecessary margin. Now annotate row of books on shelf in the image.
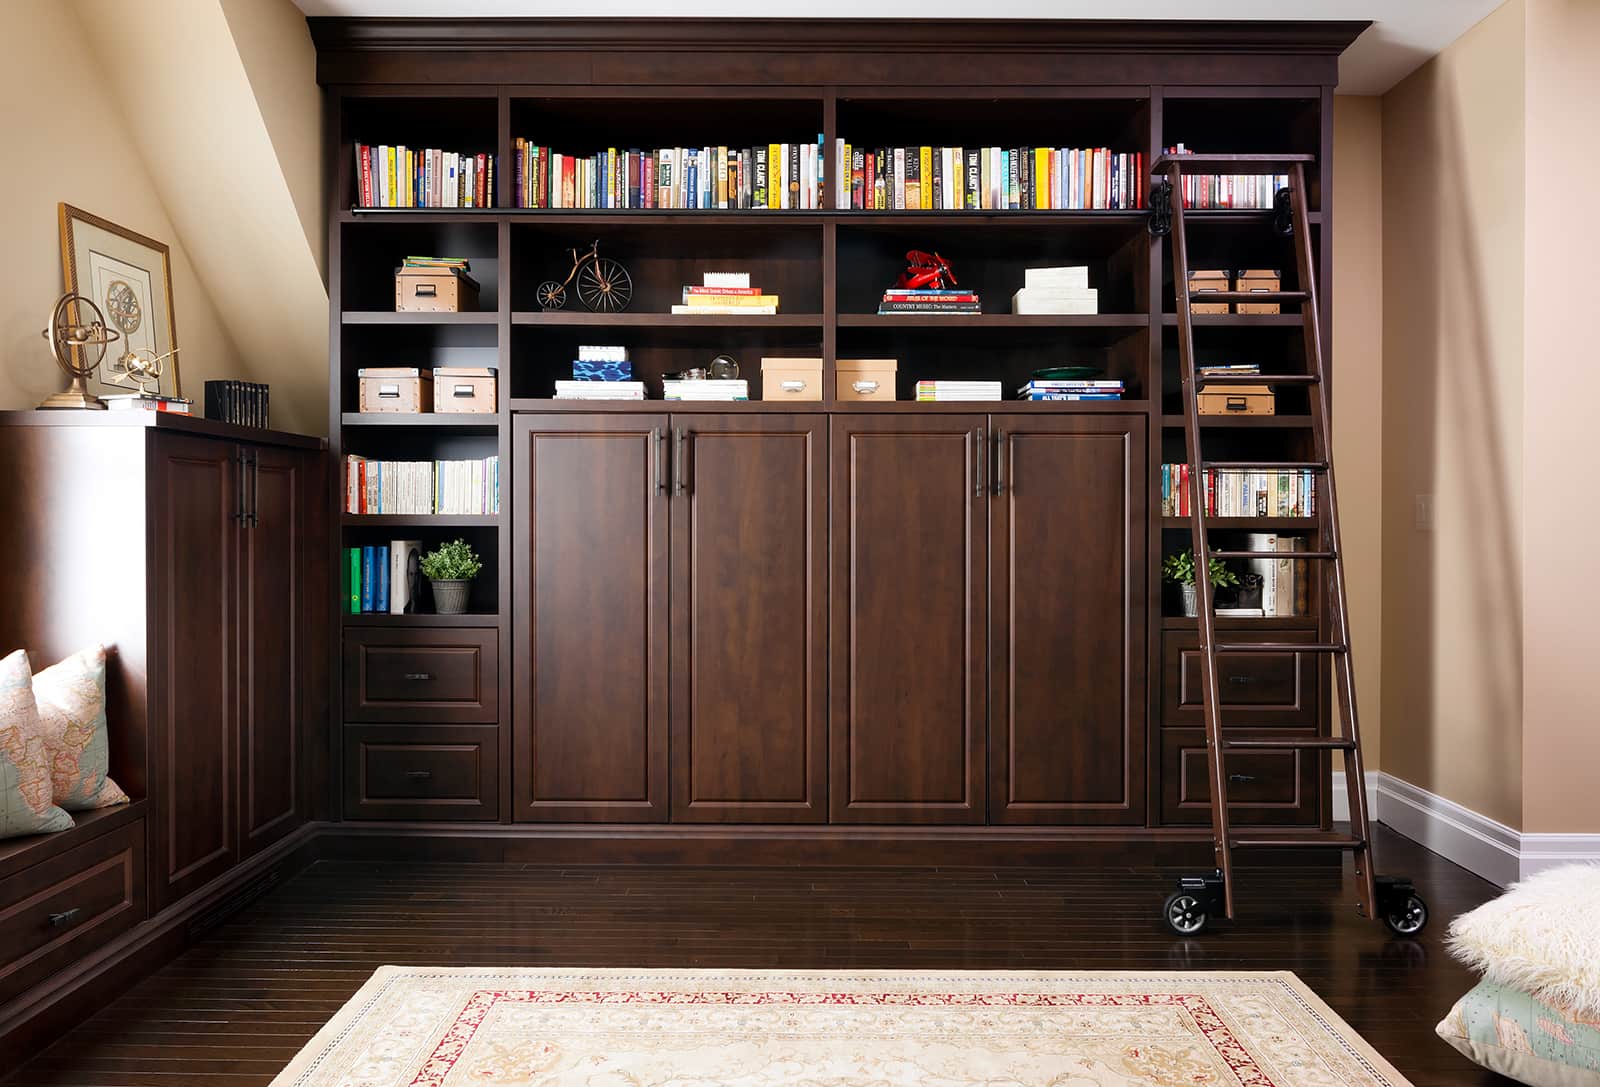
[355,145,496,208]
[1164,145,1289,210]
[837,144,1144,212]
[343,542,440,615]
[343,456,502,515]
[514,139,828,211]
[1161,464,1317,518]
[672,273,779,315]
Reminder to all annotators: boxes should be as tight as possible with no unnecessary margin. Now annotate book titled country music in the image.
[878,288,981,315]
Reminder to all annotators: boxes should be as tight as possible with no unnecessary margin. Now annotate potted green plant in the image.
[420,538,482,615]
[1162,549,1238,617]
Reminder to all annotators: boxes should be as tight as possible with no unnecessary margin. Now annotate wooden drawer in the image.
[1159,731,1319,826]
[1161,629,1318,728]
[0,819,145,1006]
[343,725,499,821]
[344,628,498,723]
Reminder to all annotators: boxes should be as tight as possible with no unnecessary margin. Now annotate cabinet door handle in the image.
[974,427,985,498]
[403,672,432,681]
[234,448,246,524]
[405,770,433,781]
[673,428,688,496]
[652,428,666,495]
[1228,773,1258,785]
[249,449,260,527]
[994,429,1006,495]
[48,907,82,928]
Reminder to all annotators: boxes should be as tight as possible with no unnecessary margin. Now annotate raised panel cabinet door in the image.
[988,414,1148,825]
[830,415,987,824]
[513,415,669,822]
[238,445,308,857]
[669,415,827,823]
[148,432,239,908]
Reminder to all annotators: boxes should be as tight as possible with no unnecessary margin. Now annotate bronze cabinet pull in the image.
[405,770,433,781]
[974,428,985,498]
[48,907,82,928]
[673,428,687,496]
[994,429,1007,496]
[403,672,432,681]
[652,428,666,495]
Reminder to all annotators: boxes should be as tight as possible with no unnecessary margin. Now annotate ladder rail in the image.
[1163,158,1238,920]
[1288,163,1381,919]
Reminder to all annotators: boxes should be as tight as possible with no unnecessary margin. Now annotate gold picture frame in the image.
[58,203,182,400]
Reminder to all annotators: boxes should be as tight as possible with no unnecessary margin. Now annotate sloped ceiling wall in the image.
[72,0,328,436]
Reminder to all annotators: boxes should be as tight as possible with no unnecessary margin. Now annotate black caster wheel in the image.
[1164,891,1209,936]
[1383,892,1428,936]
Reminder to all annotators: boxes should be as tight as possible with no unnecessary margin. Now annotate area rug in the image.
[272,967,1412,1087]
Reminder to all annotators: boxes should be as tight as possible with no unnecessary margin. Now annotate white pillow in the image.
[1448,864,1600,1021]
[0,650,75,839]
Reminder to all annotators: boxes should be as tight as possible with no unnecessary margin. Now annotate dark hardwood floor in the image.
[7,824,1509,1086]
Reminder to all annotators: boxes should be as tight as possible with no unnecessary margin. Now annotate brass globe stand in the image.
[39,292,119,410]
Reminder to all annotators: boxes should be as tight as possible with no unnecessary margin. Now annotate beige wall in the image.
[1331,95,1384,771]
[0,0,245,413]
[1520,0,1600,833]
[1380,0,1526,828]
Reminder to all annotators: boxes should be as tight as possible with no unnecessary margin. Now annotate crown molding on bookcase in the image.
[1339,770,1600,888]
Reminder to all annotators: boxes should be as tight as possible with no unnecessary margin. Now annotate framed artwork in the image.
[58,204,182,399]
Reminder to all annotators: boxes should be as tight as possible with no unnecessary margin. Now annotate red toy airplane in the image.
[894,250,958,290]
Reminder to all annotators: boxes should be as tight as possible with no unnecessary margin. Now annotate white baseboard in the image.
[1332,770,1600,887]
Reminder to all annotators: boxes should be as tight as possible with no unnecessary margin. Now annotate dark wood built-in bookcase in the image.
[316,18,1365,857]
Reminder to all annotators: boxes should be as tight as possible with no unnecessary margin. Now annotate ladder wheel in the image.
[1163,891,1209,936]
[1383,893,1429,937]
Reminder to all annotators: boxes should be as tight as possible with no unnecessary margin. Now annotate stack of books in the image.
[343,456,501,515]
[1238,533,1309,617]
[554,381,644,401]
[355,145,494,208]
[835,143,1144,211]
[663,379,748,402]
[343,540,432,615]
[879,288,980,315]
[1017,379,1125,401]
[915,380,1003,402]
[1012,266,1097,315]
[102,393,192,414]
[671,272,778,315]
[514,138,828,211]
[1161,464,1317,518]
[572,345,631,382]
[1198,363,1261,380]
[1163,145,1289,210]
[203,381,268,427]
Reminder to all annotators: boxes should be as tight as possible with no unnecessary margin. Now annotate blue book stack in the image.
[1017,379,1126,401]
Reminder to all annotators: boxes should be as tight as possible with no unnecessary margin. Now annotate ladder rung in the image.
[1204,460,1327,472]
[1208,549,1335,560]
[1155,152,1316,171]
[1214,642,1348,654]
[1230,830,1364,850]
[1188,290,1310,304]
[1195,373,1320,387]
[1222,736,1357,751]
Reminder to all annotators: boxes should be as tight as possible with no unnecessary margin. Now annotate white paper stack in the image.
[915,380,1003,401]
[663,379,748,401]
[554,380,645,400]
[1013,265,1099,315]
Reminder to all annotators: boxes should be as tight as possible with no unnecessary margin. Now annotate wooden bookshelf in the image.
[317,17,1358,842]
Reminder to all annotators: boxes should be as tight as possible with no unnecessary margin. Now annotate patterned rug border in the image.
[274,966,1414,1087]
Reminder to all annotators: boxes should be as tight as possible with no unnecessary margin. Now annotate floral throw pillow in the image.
[0,650,74,838]
[32,645,129,810]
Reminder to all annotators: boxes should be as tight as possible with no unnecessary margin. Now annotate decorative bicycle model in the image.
[536,240,634,312]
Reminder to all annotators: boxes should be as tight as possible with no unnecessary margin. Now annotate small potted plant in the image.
[420,538,482,615]
[1162,548,1238,617]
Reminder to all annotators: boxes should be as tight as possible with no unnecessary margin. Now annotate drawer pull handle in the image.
[452,385,475,397]
[48,908,82,928]
[852,380,879,394]
[406,770,433,781]
[1228,774,1258,784]
[1227,675,1257,685]
[414,283,437,298]
[404,672,433,681]
[780,380,807,392]
[378,385,400,397]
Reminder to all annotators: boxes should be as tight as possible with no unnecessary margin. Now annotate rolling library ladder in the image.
[1154,153,1429,937]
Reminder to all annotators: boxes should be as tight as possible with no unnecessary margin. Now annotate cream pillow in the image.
[32,645,129,810]
[0,650,74,838]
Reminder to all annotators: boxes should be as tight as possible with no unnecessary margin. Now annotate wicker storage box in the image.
[1188,269,1231,314]
[1235,269,1282,314]
[760,358,823,401]
[433,367,497,413]
[358,368,433,413]
[837,358,898,402]
[1198,383,1275,416]
[395,267,480,313]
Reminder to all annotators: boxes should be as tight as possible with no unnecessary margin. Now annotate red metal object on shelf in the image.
[893,250,957,290]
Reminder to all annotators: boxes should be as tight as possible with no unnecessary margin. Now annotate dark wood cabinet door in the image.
[669,415,827,823]
[513,415,669,822]
[830,415,987,824]
[988,414,1147,825]
[238,445,308,857]
[148,433,239,908]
